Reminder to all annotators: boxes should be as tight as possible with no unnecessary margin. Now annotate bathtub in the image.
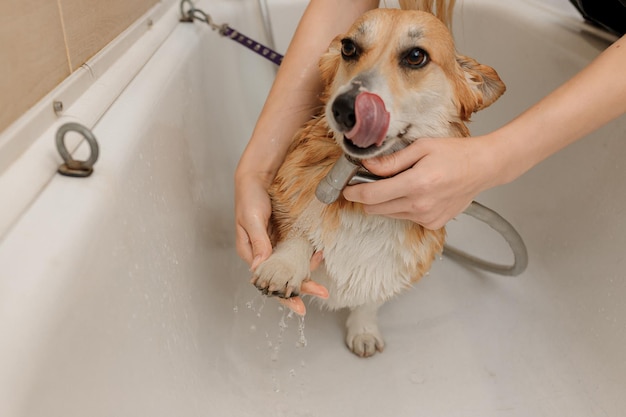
[1,0,625,416]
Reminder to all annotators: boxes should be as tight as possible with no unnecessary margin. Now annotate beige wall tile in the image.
[0,0,70,133]
[59,0,158,71]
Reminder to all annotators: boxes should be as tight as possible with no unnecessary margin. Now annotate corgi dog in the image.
[252,8,505,357]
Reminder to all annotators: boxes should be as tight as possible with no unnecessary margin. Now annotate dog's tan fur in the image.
[253,8,505,357]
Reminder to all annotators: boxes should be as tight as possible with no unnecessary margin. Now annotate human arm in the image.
[234,0,379,269]
[343,35,626,229]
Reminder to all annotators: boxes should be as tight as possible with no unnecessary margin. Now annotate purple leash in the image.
[180,0,284,66]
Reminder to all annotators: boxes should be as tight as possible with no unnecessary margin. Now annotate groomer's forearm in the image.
[237,0,379,183]
[490,35,626,187]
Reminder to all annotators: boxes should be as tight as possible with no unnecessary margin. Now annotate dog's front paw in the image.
[252,238,313,299]
[252,255,309,299]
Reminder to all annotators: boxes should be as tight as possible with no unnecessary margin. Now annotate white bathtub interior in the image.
[1,0,625,416]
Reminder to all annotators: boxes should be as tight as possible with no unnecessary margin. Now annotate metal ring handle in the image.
[180,0,226,32]
[55,122,99,177]
[180,0,194,22]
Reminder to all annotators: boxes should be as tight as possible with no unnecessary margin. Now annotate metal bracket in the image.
[56,122,99,177]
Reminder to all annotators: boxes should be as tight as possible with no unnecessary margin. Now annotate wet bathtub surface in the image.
[1,0,626,416]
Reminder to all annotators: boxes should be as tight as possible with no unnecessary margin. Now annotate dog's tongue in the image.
[345,92,390,148]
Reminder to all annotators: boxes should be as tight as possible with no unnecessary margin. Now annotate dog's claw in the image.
[281,288,300,299]
[254,277,301,299]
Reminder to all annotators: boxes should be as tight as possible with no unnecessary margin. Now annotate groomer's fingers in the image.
[304,251,329,298]
[309,251,324,271]
[279,297,307,316]
[343,140,433,206]
[363,205,452,230]
[351,185,472,230]
[361,138,432,177]
[235,217,272,271]
[235,175,274,268]
[300,280,329,299]
[343,168,417,205]
[235,224,255,265]
[277,280,329,316]
[249,226,273,271]
[277,252,328,316]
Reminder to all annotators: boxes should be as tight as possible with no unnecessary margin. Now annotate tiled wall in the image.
[0,0,160,134]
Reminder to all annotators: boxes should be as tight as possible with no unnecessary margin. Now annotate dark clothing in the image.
[569,0,626,36]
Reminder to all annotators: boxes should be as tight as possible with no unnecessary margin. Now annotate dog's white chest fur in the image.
[309,208,426,309]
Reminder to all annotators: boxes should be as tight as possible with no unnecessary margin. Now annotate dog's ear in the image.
[318,38,342,103]
[455,54,506,120]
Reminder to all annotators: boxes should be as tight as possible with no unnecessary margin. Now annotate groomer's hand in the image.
[343,137,499,229]
[235,173,273,271]
[276,251,329,316]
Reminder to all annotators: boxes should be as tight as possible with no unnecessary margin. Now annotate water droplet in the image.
[256,297,266,316]
[271,347,280,362]
[272,311,288,361]
[272,371,281,392]
[297,316,307,348]
[409,373,425,384]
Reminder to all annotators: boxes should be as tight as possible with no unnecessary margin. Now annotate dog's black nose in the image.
[331,91,357,131]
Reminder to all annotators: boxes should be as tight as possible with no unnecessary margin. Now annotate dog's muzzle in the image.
[330,88,390,156]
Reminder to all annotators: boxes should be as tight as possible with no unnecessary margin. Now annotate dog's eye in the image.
[402,48,429,68]
[340,39,359,60]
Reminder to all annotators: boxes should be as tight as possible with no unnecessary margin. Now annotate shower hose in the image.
[180,0,529,277]
[444,201,528,276]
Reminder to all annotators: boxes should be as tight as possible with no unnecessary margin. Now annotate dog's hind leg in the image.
[345,301,385,357]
